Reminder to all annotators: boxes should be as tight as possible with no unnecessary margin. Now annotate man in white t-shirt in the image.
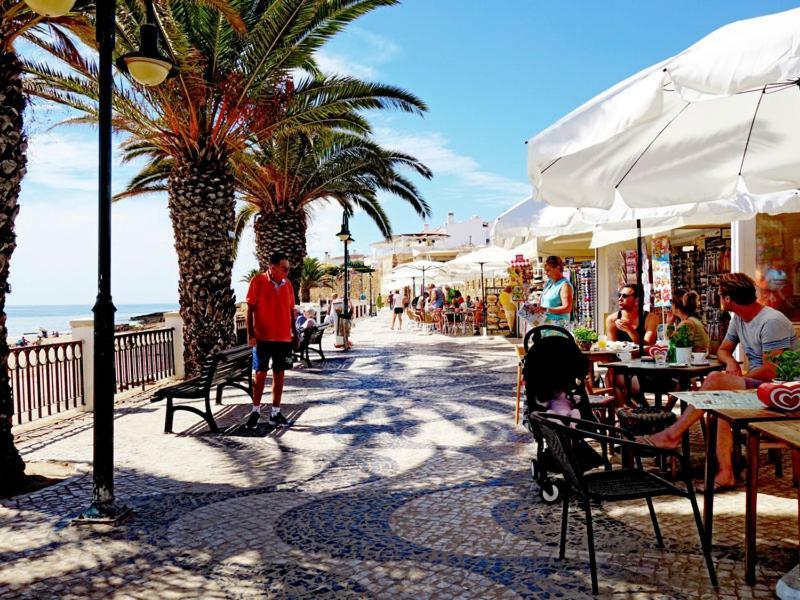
[641,273,797,490]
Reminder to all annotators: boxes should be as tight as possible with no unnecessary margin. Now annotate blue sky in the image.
[10,0,799,305]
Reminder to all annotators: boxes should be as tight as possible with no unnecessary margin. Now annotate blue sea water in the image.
[5,304,179,338]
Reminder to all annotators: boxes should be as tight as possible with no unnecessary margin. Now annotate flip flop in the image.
[635,435,656,446]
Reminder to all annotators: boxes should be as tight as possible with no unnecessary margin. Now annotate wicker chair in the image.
[530,413,717,595]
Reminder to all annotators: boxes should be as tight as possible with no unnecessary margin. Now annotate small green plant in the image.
[671,324,693,348]
[770,350,800,382]
[573,327,599,345]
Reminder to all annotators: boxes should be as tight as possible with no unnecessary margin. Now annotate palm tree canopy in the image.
[23,0,426,166]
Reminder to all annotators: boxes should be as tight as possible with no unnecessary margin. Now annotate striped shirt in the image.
[724,305,797,369]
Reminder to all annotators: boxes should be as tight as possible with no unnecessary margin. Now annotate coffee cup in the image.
[616,350,632,363]
[691,352,707,364]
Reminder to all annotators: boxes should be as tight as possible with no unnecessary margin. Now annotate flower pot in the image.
[674,347,692,364]
[578,341,592,351]
[757,381,800,411]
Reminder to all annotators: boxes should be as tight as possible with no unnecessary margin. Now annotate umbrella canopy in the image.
[527,7,800,209]
[491,197,543,246]
[448,245,515,268]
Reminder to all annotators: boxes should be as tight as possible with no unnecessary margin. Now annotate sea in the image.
[5,304,179,339]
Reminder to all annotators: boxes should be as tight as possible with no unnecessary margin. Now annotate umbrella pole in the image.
[480,262,487,336]
[636,219,645,356]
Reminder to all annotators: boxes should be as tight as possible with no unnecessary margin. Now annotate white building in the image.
[371,212,491,290]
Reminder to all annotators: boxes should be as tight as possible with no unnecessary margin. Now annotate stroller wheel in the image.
[530,458,538,481]
[540,480,562,504]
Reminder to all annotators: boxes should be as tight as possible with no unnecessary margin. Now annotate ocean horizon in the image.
[5,304,179,339]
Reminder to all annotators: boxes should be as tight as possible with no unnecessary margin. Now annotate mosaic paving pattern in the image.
[0,315,795,598]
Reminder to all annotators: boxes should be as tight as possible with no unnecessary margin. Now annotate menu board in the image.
[485,287,510,335]
[651,236,672,308]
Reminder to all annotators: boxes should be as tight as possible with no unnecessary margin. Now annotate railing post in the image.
[164,311,185,379]
[70,319,94,411]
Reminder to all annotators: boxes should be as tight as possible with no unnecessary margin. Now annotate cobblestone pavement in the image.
[1,314,797,598]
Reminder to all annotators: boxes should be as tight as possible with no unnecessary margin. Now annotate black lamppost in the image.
[336,213,353,348]
[355,265,376,316]
[25,0,175,522]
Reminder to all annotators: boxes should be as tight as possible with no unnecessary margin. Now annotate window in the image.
[755,213,800,322]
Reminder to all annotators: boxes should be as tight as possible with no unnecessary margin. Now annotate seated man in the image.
[642,273,798,490]
[605,284,659,405]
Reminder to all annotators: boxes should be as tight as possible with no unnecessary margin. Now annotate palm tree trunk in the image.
[168,152,237,377]
[253,207,307,299]
[0,50,27,494]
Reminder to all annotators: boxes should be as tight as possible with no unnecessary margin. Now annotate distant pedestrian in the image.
[376,293,384,311]
[391,289,404,330]
[245,252,298,428]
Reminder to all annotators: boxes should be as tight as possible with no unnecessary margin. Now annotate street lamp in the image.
[27,0,175,523]
[116,0,178,87]
[336,213,353,349]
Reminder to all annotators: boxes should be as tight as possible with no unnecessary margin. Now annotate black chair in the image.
[530,412,717,595]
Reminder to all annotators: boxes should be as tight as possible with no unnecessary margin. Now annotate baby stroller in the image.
[521,325,607,503]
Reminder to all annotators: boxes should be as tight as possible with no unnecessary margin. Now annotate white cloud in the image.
[373,127,530,204]
[315,51,376,79]
[314,28,400,79]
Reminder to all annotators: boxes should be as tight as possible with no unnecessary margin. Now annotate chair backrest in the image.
[523,326,591,417]
[530,413,585,490]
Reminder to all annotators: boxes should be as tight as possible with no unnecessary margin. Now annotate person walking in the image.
[245,252,298,428]
[391,289,404,330]
[533,256,574,326]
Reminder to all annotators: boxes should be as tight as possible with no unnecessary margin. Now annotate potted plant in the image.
[671,324,693,364]
[758,351,800,411]
[573,326,599,351]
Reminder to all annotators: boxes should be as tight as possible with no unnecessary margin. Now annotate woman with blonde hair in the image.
[534,255,573,325]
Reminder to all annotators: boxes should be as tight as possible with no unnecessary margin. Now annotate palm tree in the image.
[230,130,431,295]
[0,0,95,494]
[299,256,333,302]
[26,0,425,376]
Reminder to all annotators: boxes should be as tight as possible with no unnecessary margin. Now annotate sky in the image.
[10,0,799,305]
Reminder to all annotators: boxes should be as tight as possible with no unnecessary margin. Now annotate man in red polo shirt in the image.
[245,252,298,428]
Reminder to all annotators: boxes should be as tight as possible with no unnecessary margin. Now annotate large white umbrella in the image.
[447,246,515,333]
[392,260,450,295]
[491,197,542,247]
[527,7,800,210]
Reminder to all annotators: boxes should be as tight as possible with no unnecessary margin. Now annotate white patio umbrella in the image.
[528,6,800,210]
[491,196,543,247]
[392,260,450,295]
[447,246,515,334]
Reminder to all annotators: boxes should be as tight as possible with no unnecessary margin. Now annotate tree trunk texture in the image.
[253,207,307,300]
[168,153,237,377]
[0,50,27,493]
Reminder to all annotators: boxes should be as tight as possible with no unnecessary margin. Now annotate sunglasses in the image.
[618,293,634,299]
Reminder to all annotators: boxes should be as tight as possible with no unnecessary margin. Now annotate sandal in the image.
[634,434,680,450]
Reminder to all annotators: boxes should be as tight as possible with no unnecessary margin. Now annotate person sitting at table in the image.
[464,295,473,308]
[666,289,709,352]
[606,283,659,346]
[606,283,660,405]
[416,291,428,312]
[639,273,798,491]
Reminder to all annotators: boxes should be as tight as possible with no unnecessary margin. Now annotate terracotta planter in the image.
[757,381,800,411]
[578,341,593,351]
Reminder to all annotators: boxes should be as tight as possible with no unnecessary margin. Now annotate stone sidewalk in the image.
[0,314,796,598]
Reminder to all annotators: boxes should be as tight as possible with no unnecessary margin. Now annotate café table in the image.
[668,389,800,574]
[745,420,800,584]
[605,358,725,408]
[581,348,640,395]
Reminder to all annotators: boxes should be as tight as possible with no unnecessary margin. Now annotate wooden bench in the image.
[293,324,328,367]
[152,345,253,433]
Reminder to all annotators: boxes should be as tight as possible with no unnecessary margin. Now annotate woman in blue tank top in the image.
[535,255,574,325]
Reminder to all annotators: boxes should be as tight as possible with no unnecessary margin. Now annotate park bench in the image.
[293,324,328,367]
[152,345,253,433]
